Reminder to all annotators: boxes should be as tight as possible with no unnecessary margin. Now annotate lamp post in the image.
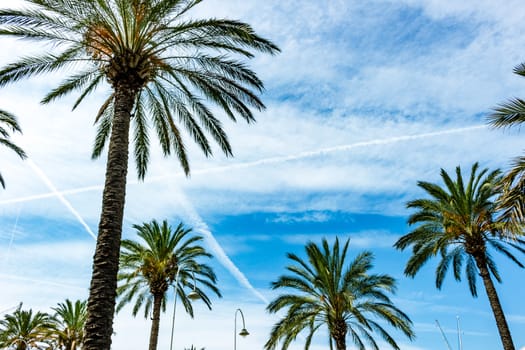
[169,266,200,350]
[234,308,249,350]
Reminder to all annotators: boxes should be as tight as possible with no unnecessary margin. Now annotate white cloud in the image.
[279,230,399,249]
[271,212,332,223]
[508,314,525,324]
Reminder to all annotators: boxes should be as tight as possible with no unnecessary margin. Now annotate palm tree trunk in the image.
[476,257,515,350]
[148,294,163,350]
[332,319,347,350]
[83,82,136,350]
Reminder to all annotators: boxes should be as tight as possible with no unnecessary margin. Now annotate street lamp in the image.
[169,265,200,350]
[187,271,200,301]
[234,308,249,350]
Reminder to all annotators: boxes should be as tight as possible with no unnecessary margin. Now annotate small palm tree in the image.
[117,219,220,350]
[0,109,26,188]
[394,163,525,350]
[265,238,414,350]
[0,2,278,348]
[52,299,87,350]
[0,305,55,350]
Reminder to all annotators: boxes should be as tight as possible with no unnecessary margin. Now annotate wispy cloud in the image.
[269,212,332,223]
[279,230,399,249]
[508,314,525,324]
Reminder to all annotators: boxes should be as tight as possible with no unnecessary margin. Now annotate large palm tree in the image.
[0,109,26,188]
[394,163,525,350]
[265,238,414,350]
[0,2,279,349]
[488,62,525,227]
[52,299,87,350]
[117,219,220,350]
[0,305,55,350]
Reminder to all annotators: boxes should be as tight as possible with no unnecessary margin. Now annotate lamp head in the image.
[187,290,200,300]
[239,328,249,337]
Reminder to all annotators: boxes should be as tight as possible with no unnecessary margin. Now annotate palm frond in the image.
[0,50,82,87]
[132,92,150,179]
[41,68,103,106]
[91,96,114,159]
[489,98,525,129]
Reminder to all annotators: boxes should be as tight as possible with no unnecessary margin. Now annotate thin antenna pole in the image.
[457,316,463,350]
[435,320,453,350]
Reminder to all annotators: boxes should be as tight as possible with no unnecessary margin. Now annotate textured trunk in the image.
[475,255,516,350]
[148,294,163,350]
[331,319,347,350]
[82,82,135,350]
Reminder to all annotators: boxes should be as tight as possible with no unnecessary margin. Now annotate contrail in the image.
[0,184,103,205]
[26,159,97,240]
[0,272,85,290]
[4,205,21,266]
[172,186,269,304]
[0,124,487,206]
[188,124,488,174]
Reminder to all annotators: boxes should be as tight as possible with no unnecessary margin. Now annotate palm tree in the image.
[0,305,55,350]
[394,163,525,350]
[0,109,26,188]
[117,219,220,350]
[488,62,525,227]
[51,299,87,350]
[265,238,414,350]
[0,2,278,349]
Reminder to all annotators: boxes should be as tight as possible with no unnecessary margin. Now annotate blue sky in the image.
[1,0,525,349]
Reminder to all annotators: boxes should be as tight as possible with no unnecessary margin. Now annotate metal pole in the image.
[435,320,453,350]
[234,309,247,350]
[169,267,183,350]
[234,309,238,350]
[457,316,463,350]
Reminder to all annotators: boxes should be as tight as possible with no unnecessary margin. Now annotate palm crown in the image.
[0,0,279,177]
[117,219,220,350]
[52,299,87,350]
[394,163,525,350]
[0,306,55,350]
[394,163,525,295]
[117,220,220,316]
[266,238,414,350]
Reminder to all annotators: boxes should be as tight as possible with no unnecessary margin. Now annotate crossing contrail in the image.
[0,124,486,303]
[26,159,97,240]
[0,124,487,206]
[9,164,268,302]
